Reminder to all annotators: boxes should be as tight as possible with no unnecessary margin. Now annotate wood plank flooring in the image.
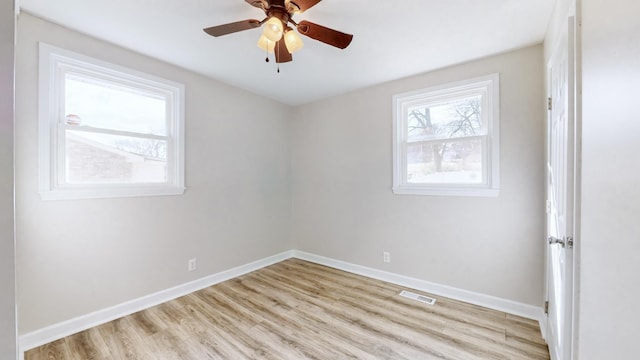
[25,259,550,359]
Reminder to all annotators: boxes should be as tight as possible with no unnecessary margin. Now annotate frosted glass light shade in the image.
[263,17,283,42]
[284,29,304,53]
[257,35,275,53]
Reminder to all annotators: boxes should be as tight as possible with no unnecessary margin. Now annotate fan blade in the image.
[203,19,261,37]
[245,0,266,8]
[289,0,322,13]
[296,20,353,49]
[274,38,292,63]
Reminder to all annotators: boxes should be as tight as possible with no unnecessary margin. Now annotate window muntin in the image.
[39,43,185,200]
[393,74,499,196]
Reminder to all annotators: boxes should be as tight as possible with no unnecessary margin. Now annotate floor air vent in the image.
[399,290,436,305]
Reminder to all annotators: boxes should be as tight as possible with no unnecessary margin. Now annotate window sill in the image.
[39,185,186,201]
[392,186,499,197]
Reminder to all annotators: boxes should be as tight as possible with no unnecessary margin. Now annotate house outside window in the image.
[392,74,500,197]
[38,43,185,200]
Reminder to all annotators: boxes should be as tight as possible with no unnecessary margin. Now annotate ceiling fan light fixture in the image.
[284,28,304,53]
[263,16,284,42]
[257,34,276,53]
[203,0,354,66]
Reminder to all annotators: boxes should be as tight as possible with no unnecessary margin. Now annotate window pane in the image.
[65,130,167,184]
[407,139,483,184]
[64,73,167,135]
[407,95,483,142]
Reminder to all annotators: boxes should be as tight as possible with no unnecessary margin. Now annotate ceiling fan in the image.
[203,0,354,64]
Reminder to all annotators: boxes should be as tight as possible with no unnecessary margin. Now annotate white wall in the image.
[291,45,546,306]
[0,0,17,358]
[15,13,292,334]
[578,0,640,357]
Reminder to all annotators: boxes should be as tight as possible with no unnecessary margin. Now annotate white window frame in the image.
[38,43,186,200]
[392,73,500,197]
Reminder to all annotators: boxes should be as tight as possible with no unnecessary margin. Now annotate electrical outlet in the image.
[188,258,197,272]
[383,251,391,263]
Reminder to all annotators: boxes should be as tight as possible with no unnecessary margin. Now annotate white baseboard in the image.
[19,250,294,354]
[19,249,545,357]
[292,250,546,323]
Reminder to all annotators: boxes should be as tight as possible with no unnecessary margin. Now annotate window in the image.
[38,43,185,200]
[392,74,500,197]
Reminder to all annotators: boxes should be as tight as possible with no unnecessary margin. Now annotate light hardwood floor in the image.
[25,259,550,359]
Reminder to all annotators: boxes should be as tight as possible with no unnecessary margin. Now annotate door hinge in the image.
[544,301,549,315]
[548,236,574,249]
[547,97,553,111]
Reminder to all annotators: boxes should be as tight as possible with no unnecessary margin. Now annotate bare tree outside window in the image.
[114,138,167,160]
[406,95,484,183]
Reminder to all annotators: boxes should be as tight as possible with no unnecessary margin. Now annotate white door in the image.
[546,16,575,360]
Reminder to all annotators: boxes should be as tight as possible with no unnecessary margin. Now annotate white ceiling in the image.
[19,0,556,106]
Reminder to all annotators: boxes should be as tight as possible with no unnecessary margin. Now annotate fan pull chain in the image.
[274,40,281,73]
